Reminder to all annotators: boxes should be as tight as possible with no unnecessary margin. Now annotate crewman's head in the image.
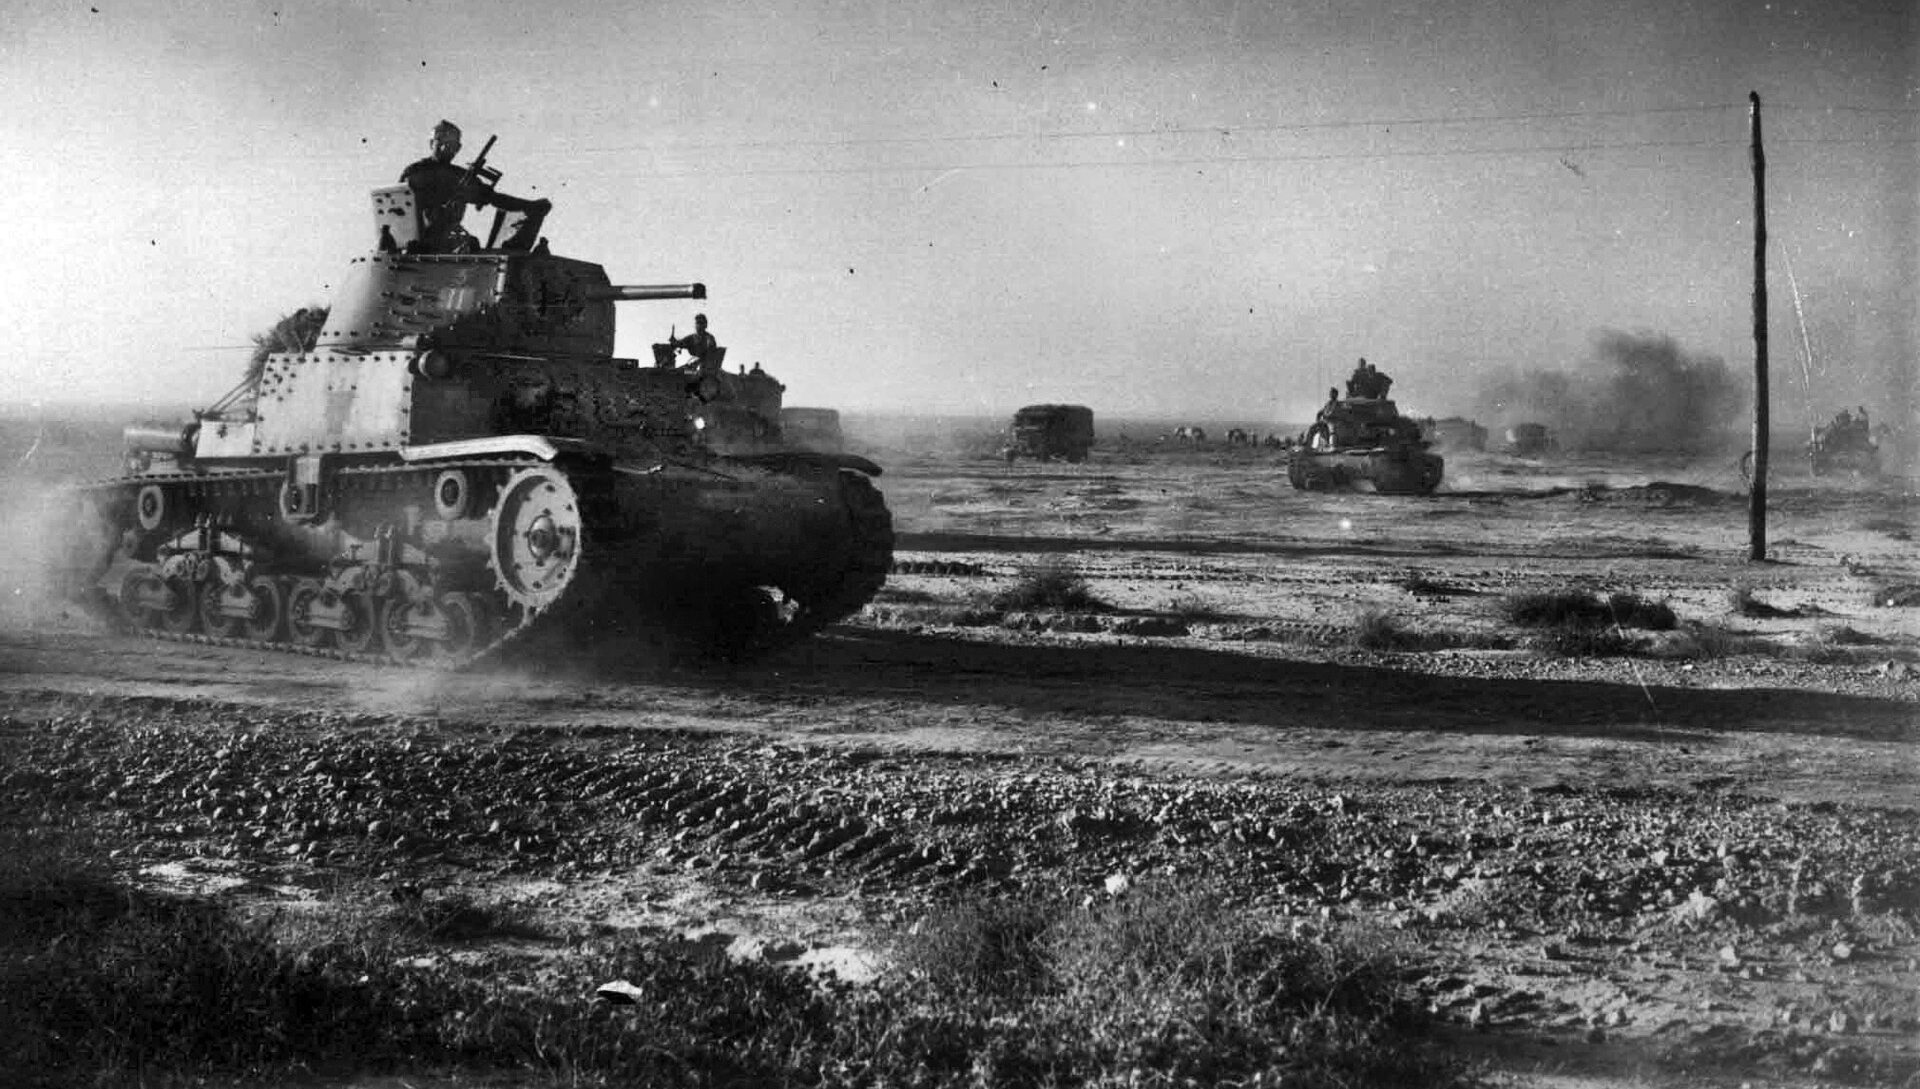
[431,120,462,161]
[693,313,708,329]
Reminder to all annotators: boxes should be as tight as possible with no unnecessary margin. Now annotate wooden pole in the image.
[1748,91,1769,562]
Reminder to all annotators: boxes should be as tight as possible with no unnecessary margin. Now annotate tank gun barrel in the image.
[588,283,707,302]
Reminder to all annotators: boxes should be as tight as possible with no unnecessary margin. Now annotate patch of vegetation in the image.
[1648,621,1758,660]
[2,830,1478,1088]
[892,882,1475,1088]
[1502,589,1675,656]
[1351,608,1414,651]
[989,561,1111,612]
[1165,591,1231,621]
[1503,590,1675,631]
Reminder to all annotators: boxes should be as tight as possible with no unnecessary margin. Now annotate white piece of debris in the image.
[1104,873,1132,897]
[595,980,646,1005]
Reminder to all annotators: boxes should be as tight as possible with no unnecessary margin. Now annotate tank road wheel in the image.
[244,575,285,642]
[379,597,430,660]
[335,592,378,655]
[120,570,159,629]
[136,484,168,532]
[156,577,199,635]
[287,578,330,647]
[433,469,473,521]
[490,468,583,611]
[197,580,246,638]
[433,592,490,661]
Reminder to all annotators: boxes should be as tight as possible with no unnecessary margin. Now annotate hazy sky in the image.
[4,0,1913,427]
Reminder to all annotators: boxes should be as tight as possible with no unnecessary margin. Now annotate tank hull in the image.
[1807,444,1880,478]
[69,445,892,666]
[1286,448,1444,495]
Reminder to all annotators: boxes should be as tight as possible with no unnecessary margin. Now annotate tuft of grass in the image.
[1648,621,1756,660]
[989,560,1110,612]
[1352,608,1413,651]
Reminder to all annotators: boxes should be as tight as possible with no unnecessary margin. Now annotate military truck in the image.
[1007,404,1094,463]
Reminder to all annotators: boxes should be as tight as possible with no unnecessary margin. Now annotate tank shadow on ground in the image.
[563,627,1915,748]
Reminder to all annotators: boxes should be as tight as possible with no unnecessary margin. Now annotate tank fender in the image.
[398,435,611,464]
[727,450,883,477]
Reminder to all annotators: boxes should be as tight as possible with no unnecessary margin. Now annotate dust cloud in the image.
[0,482,109,632]
[1473,330,1751,455]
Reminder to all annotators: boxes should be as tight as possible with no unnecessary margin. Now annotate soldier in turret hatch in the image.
[671,313,722,376]
[400,120,551,253]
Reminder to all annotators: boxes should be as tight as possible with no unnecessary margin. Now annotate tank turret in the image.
[70,143,892,665]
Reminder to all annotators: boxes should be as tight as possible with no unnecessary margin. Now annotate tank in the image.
[1420,416,1488,452]
[1805,409,1881,477]
[1007,404,1094,463]
[1288,397,1443,495]
[61,171,893,665]
[1502,423,1558,457]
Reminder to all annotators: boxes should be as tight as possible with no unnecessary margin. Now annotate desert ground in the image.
[2,414,1917,1086]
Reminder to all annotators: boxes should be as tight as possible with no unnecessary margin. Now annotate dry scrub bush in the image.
[1351,608,1413,651]
[988,560,1110,612]
[1165,591,1231,621]
[1502,590,1676,657]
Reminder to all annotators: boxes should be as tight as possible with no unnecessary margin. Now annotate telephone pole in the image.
[1748,91,1769,562]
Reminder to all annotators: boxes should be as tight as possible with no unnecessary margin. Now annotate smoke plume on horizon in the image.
[1473,330,1750,454]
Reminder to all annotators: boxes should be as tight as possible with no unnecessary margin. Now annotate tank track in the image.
[790,471,894,636]
[72,458,893,671]
[71,459,607,671]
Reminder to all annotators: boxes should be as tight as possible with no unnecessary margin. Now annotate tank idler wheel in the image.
[197,580,246,638]
[434,592,490,660]
[335,591,378,655]
[135,484,168,532]
[433,470,473,521]
[244,575,285,642]
[287,579,330,647]
[379,597,429,660]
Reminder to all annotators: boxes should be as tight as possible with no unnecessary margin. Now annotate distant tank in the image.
[1420,416,1488,452]
[1288,366,1443,495]
[1502,423,1558,457]
[780,408,845,454]
[1806,408,1880,477]
[63,146,892,665]
[1007,404,1094,463]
